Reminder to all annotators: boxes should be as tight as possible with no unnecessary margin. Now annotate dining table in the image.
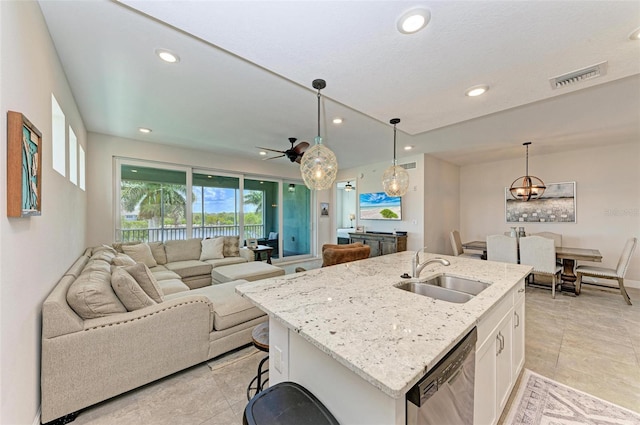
[461,240,603,295]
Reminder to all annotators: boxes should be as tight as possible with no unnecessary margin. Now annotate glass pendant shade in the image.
[382,118,409,197]
[301,137,338,190]
[300,79,338,190]
[509,142,546,201]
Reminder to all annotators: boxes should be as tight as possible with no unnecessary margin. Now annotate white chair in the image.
[450,230,483,259]
[576,237,637,305]
[519,236,562,298]
[530,232,562,247]
[486,235,518,264]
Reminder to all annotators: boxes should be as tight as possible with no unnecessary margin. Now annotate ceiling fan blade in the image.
[263,154,285,161]
[256,146,286,154]
[293,141,310,154]
[295,154,303,164]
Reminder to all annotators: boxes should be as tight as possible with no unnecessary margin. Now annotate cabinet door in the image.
[364,238,381,256]
[512,297,525,377]
[380,239,397,255]
[496,315,513,413]
[474,333,498,425]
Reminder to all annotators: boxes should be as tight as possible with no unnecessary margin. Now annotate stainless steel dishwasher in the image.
[406,327,477,425]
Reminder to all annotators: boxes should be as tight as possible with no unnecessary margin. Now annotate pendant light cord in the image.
[317,90,321,140]
[393,122,397,165]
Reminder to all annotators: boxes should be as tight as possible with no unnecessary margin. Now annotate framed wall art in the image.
[505,181,576,223]
[7,111,42,217]
[320,202,329,217]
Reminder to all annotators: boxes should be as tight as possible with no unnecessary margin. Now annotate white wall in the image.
[424,155,460,255]
[460,141,640,282]
[0,2,87,424]
[86,132,308,247]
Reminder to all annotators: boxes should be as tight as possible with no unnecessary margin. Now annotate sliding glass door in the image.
[282,181,311,259]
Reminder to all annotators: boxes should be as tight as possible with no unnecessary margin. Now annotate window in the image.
[51,94,65,176]
[192,173,240,238]
[118,163,187,242]
[69,127,78,185]
[79,145,86,191]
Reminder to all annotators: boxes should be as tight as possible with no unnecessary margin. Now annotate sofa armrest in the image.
[41,295,214,423]
[239,247,255,262]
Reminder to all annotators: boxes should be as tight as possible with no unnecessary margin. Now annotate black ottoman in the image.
[244,381,339,425]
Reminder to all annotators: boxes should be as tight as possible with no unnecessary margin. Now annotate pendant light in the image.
[381,118,409,197]
[300,79,338,190]
[344,181,353,192]
[509,142,546,201]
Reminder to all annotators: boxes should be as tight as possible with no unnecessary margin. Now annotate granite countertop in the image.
[236,251,532,399]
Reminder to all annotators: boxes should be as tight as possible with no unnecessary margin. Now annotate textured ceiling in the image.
[39,1,640,169]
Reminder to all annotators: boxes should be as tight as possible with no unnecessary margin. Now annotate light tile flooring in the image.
[69,271,639,425]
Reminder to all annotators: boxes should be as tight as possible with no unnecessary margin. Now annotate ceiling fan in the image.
[257,138,309,164]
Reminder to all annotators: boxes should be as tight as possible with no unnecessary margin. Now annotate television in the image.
[359,192,402,220]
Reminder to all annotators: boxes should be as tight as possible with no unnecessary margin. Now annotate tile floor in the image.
[68,272,639,425]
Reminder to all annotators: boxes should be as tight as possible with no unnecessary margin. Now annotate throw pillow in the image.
[112,253,136,266]
[223,236,240,257]
[124,263,164,303]
[111,268,157,311]
[67,270,127,319]
[201,237,225,261]
[164,238,202,263]
[147,241,167,265]
[122,243,157,268]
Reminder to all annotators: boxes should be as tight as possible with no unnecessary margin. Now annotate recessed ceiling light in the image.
[397,8,431,34]
[138,127,152,133]
[630,27,640,40]
[465,85,489,97]
[404,145,413,151]
[259,151,267,156]
[155,49,180,63]
[207,175,212,178]
[332,117,343,124]
[131,169,138,173]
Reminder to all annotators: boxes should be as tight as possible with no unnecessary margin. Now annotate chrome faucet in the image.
[413,246,450,278]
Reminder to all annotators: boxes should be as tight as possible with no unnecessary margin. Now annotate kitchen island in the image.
[236,251,532,425]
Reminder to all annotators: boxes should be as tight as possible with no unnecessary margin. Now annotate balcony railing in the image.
[118,224,265,243]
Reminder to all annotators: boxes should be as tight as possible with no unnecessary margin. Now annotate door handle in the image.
[514,311,520,328]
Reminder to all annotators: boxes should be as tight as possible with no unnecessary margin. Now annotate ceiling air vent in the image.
[400,162,416,170]
[549,61,607,90]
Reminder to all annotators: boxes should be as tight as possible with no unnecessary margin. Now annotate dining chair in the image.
[530,232,562,247]
[486,235,518,264]
[519,236,562,298]
[450,230,483,259]
[576,237,637,305]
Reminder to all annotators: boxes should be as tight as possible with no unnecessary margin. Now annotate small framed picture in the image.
[320,202,329,217]
[247,238,258,249]
[355,225,365,233]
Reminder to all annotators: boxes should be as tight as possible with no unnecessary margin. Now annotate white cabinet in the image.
[474,279,525,425]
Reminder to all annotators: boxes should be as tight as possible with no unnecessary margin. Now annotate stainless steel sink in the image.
[422,275,490,296]
[395,281,474,303]
[394,275,490,303]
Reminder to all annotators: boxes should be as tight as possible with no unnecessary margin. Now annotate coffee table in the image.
[250,245,274,264]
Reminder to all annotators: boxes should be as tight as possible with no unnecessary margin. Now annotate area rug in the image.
[505,369,640,425]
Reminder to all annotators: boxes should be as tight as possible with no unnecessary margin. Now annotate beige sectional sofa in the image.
[41,237,268,424]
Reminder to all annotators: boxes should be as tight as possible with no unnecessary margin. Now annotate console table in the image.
[349,232,407,257]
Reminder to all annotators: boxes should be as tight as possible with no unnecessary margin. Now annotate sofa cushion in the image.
[223,236,240,257]
[122,243,158,268]
[67,270,127,319]
[212,262,285,284]
[165,280,265,330]
[165,260,212,278]
[124,263,164,303]
[165,238,202,263]
[200,237,224,261]
[90,250,115,263]
[82,259,112,275]
[157,278,190,295]
[148,241,168,265]
[111,268,157,311]
[150,269,182,281]
[203,256,248,269]
[112,253,137,267]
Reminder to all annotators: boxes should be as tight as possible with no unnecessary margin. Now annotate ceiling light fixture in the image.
[288,183,296,192]
[629,27,640,40]
[404,145,413,151]
[138,127,152,133]
[509,142,546,201]
[259,151,267,156]
[344,181,353,192]
[382,118,409,197]
[397,8,431,34]
[332,117,343,124]
[155,49,180,63]
[465,85,489,97]
[300,79,338,190]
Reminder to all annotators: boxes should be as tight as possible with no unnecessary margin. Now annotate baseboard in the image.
[581,276,640,289]
[32,406,41,425]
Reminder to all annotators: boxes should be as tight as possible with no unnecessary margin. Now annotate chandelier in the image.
[344,181,353,192]
[300,79,338,190]
[381,118,409,197]
[509,142,546,201]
